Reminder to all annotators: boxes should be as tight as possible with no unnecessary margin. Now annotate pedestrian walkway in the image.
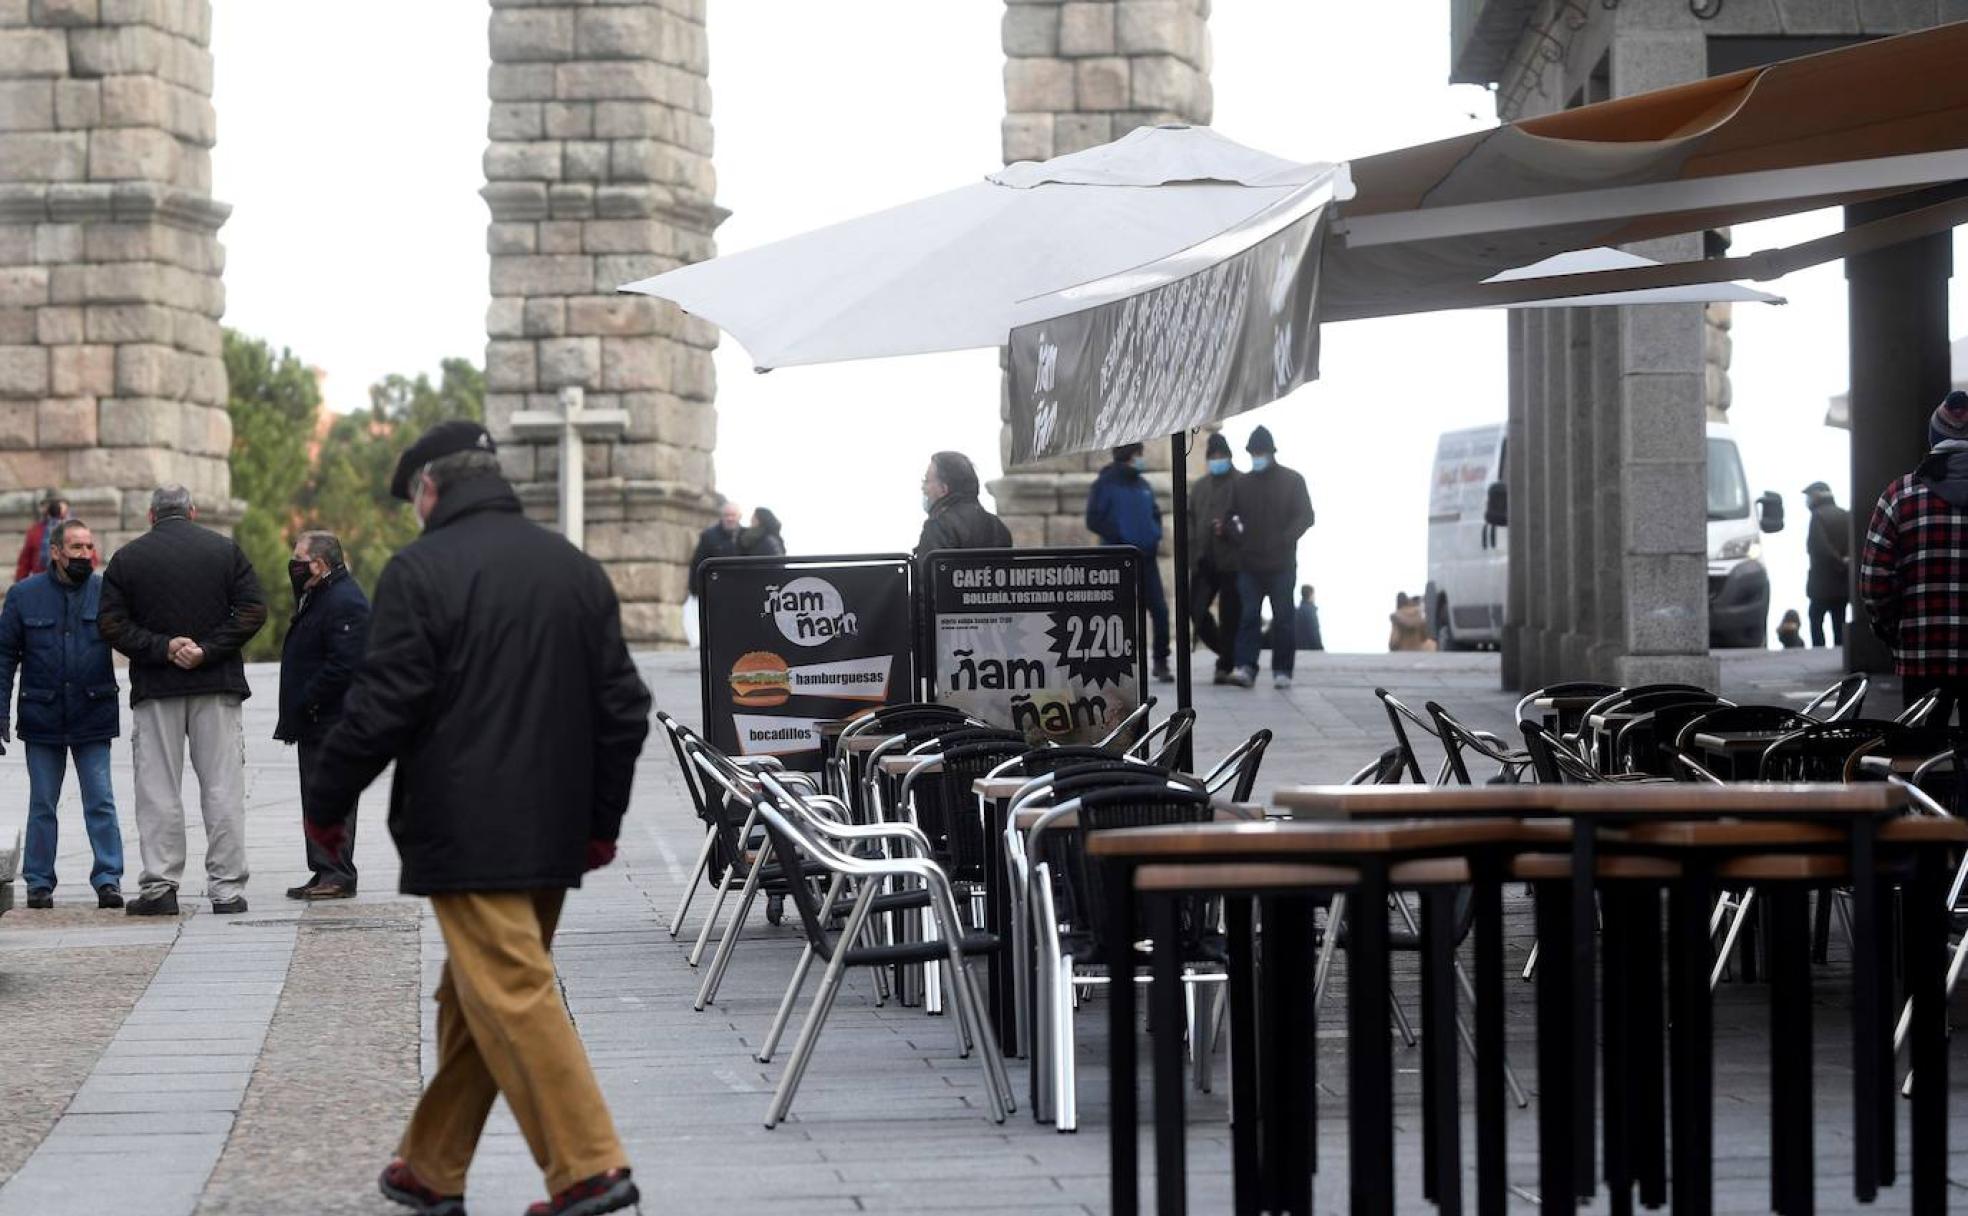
[0,648,1962,1213]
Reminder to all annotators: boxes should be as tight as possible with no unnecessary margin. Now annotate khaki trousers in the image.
[131,693,248,901]
[399,889,628,1196]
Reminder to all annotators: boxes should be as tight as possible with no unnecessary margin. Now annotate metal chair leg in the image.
[1522,940,1538,981]
[1056,953,1079,1133]
[1390,982,1418,1047]
[1452,957,1529,1108]
[697,855,768,1009]
[670,827,715,938]
[1710,887,1757,991]
[1193,976,1217,1095]
[759,943,816,1063]
[764,897,878,1128]
[1313,892,1345,1010]
[688,870,733,967]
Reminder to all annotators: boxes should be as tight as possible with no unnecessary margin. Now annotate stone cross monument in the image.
[510,384,628,551]
[482,0,724,646]
[0,0,233,560]
[993,0,1213,556]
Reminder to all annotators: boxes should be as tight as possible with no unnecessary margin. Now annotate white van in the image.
[1423,420,1783,651]
[1424,424,1508,649]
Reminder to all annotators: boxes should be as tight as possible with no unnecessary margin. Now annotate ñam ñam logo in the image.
[763,576,859,648]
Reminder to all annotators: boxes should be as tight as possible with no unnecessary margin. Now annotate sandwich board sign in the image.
[697,554,916,770]
[922,546,1145,746]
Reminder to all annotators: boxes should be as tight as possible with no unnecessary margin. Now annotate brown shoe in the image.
[525,1169,638,1216]
[378,1159,466,1216]
[301,881,356,900]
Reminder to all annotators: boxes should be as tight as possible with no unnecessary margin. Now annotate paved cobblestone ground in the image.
[0,648,1965,1213]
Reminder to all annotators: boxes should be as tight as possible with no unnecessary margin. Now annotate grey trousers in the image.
[132,693,248,902]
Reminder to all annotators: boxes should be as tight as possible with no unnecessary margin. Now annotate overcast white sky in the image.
[209,2,1968,652]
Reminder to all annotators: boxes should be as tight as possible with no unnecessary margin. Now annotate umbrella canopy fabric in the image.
[625,125,1335,370]
[1481,248,1786,309]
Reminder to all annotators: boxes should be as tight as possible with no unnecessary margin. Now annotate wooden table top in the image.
[1273,782,1909,820]
[1532,693,1609,711]
[878,754,943,776]
[1087,818,1530,860]
[842,733,905,754]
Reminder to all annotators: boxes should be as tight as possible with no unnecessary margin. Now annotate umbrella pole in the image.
[1169,432,1194,757]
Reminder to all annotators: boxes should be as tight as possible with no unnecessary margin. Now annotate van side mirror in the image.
[1483,480,1508,529]
[1756,491,1784,535]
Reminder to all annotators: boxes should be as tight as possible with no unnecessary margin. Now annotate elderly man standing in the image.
[0,517,124,909]
[98,485,267,917]
[687,499,743,598]
[276,530,370,900]
[303,422,651,1216]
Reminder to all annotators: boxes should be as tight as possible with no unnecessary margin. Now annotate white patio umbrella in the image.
[623,23,1968,706]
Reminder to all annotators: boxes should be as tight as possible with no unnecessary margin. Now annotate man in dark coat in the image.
[1225,425,1314,690]
[305,421,651,1216]
[275,529,371,900]
[1802,480,1851,647]
[1187,432,1243,683]
[915,450,1012,555]
[1086,443,1172,682]
[0,518,123,909]
[687,500,744,598]
[98,485,267,917]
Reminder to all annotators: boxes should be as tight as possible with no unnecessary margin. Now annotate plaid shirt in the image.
[1859,461,1968,676]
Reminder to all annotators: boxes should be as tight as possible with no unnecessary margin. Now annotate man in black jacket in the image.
[915,450,1012,555]
[1224,426,1314,690]
[275,530,370,900]
[1802,481,1851,647]
[305,422,651,1216]
[687,500,743,598]
[98,485,267,916]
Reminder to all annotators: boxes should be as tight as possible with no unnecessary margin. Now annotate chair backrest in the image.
[925,738,1038,880]
[745,786,856,964]
[1592,689,1729,771]
[1513,681,1622,729]
[1202,729,1273,801]
[1346,745,1408,786]
[1426,701,1526,786]
[1376,687,1445,784]
[1129,708,1197,768]
[1898,688,1945,726]
[991,745,1138,780]
[1847,726,1967,806]
[1801,674,1869,722]
[1520,720,1604,784]
[1094,697,1158,752]
[1616,699,1754,776]
[1756,719,1900,782]
[1038,781,1215,956]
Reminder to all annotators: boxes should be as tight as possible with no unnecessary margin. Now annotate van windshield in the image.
[1707,438,1749,521]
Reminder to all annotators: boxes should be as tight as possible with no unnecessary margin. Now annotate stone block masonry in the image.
[0,0,232,572]
[484,0,724,647]
[994,0,1210,597]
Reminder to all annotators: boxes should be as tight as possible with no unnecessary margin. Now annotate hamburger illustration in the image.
[729,650,791,708]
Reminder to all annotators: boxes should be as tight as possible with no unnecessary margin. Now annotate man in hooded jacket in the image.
[1861,390,1968,723]
[1086,443,1172,682]
[1224,425,1314,690]
[304,421,652,1216]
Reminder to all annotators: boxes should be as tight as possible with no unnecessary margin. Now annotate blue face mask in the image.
[1207,458,1231,476]
[1251,454,1272,472]
[1129,456,1146,472]
[922,494,934,514]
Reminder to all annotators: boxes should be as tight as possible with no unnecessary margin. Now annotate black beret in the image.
[390,420,497,501]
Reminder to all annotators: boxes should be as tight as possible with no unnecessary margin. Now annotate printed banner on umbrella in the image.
[1006,204,1327,465]
[697,554,915,771]
[923,546,1145,746]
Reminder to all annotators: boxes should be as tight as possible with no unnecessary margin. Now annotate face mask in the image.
[288,560,315,598]
[1129,456,1146,472]
[1251,455,1272,472]
[922,494,934,514]
[62,557,91,583]
[1208,458,1231,476]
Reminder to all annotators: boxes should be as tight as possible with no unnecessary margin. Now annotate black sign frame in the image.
[922,545,1147,745]
[698,552,917,770]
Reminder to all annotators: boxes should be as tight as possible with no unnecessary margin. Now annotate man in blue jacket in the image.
[1086,443,1173,683]
[0,518,124,908]
[276,530,370,900]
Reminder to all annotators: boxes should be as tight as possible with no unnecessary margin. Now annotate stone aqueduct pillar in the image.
[482,0,722,646]
[0,0,232,560]
[992,0,1213,553]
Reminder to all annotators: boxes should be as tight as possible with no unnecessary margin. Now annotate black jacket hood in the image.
[1916,443,1968,510]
